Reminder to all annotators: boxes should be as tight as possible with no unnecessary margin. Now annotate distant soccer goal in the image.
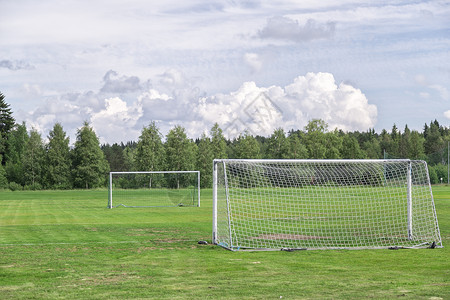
[108,171,200,208]
[212,159,442,251]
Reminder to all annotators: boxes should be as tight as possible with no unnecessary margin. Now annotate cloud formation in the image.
[444,110,450,120]
[258,17,336,42]
[0,60,34,70]
[1,0,449,139]
[195,72,377,138]
[18,70,377,144]
[100,70,145,94]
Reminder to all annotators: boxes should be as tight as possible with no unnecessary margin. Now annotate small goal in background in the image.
[108,171,200,208]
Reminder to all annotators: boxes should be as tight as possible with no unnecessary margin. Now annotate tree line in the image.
[1,92,449,190]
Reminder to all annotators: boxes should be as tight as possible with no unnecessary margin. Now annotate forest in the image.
[1,92,449,190]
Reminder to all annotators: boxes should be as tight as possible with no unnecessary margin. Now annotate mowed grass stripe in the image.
[0,190,210,246]
[0,187,448,299]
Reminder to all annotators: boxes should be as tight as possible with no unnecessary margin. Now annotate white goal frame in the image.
[108,171,200,208]
[212,159,442,251]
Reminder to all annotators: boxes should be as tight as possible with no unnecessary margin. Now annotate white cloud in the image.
[0,59,35,70]
[20,70,377,143]
[258,16,335,43]
[244,53,262,73]
[414,74,427,86]
[91,97,142,144]
[444,110,450,120]
[419,92,430,99]
[100,70,144,94]
[430,84,449,101]
[414,74,449,101]
[5,0,447,142]
[192,72,377,138]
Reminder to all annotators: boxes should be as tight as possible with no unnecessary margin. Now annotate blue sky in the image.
[0,0,449,144]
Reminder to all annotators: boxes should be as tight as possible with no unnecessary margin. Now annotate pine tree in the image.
[0,92,15,162]
[196,133,214,188]
[408,131,425,160]
[5,122,28,185]
[210,123,227,159]
[72,122,110,189]
[46,123,72,189]
[23,129,45,189]
[0,155,7,188]
[102,143,129,172]
[398,125,411,158]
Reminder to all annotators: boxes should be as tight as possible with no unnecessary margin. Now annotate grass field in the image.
[0,187,449,299]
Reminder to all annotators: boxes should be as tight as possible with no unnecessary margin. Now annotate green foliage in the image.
[234,131,261,159]
[287,132,308,159]
[46,123,72,189]
[8,181,22,191]
[196,133,214,188]
[102,143,130,172]
[210,123,227,159]
[71,122,110,189]
[341,135,365,159]
[432,163,448,184]
[135,122,166,171]
[408,130,425,159]
[5,123,28,185]
[266,128,290,158]
[304,119,328,158]
[165,125,197,188]
[22,129,45,188]
[428,166,438,184]
[0,101,449,189]
[0,92,15,159]
[324,129,342,159]
[0,155,7,188]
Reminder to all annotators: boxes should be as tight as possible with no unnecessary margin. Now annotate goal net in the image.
[108,171,200,208]
[212,159,442,251]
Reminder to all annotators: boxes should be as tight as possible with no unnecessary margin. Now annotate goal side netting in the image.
[212,159,442,251]
[108,171,200,208]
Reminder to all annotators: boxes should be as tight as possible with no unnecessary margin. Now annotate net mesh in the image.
[109,171,199,208]
[214,160,442,250]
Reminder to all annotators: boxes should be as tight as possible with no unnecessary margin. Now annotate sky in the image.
[0,0,449,144]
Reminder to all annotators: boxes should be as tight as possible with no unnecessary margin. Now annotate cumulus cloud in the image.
[0,59,35,70]
[258,16,336,43]
[91,97,143,144]
[100,70,145,94]
[21,70,377,144]
[193,72,377,138]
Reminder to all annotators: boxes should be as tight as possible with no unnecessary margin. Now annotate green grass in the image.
[0,187,449,299]
[111,188,198,207]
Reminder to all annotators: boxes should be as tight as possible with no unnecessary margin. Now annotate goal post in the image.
[212,159,442,251]
[108,171,200,208]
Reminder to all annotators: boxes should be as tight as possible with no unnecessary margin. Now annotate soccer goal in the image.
[108,171,200,208]
[212,159,442,251]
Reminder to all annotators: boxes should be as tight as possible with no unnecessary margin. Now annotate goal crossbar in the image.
[212,159,442,251]
[109,171,200,208]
